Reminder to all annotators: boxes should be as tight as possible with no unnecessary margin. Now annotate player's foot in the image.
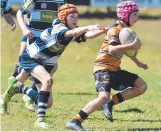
[23,95,36,112]
[66,119,86,131]
[0,76,18,115]
[102,101,114,122]
[34,117,52,128]
[0,95,8,115]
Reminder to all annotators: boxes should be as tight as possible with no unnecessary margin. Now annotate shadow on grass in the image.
[115,108,144,113]
[57,92,97,95]
[117,119,161,123]
[127,128,161,131]
[88,116,161,123]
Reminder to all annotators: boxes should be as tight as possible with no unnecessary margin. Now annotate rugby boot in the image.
[66,119,86,131]
[23,95,36,112]
[102,101,114,122]
[34,117,52,128]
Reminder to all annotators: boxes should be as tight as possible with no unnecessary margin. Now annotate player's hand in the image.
[23,27,35,38]
[11,23,16,31]
[132,36,142,49]
[104,26,111,31]
[87,24,102,31]
[137,61,148,70]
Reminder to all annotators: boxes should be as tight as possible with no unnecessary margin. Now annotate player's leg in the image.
[23,63,58,111]
[31,65,53,128]
[66,91,110,131]
[34,81,53,109]
[0,69,29,114]
[0,53,39,114]
[66,70,111,131]
[41,63,58,108]
[23,81,37,111]
[103,70,147,121]
[120,77,147,100]
[19,36,38,111]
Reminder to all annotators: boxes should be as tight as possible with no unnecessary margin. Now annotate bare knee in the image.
[98,93,110,104]
[134,78,147,96]
[139,82,147,95]
[42,77,53,90]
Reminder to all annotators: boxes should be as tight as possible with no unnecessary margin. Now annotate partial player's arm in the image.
[84,27,110,39]
[109,36,142,55]
[3,0,16,31]
[64,24,101,38]
[3,13,16,31]
[74,28,108,43]
[17,0,35,38]
[130,56,148,70]
[71,25,108,43]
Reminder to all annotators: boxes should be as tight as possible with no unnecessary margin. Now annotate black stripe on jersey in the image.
[34,2,60,11]
[30,0,36,6]
[47,28,52,35]
[100,50,109,55]
[20,6,29,15]
[41,48,58,58]
[46,28,52,36]
[95,61,118,68]
[29,21,52,30]
[104,39,108,43]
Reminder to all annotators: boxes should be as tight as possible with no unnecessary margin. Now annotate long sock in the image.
[17,82,38,103]
[31,82,38,91]
[74,110,88,123]
[37,91,50,118]
[107,99,115,107]
[4,78,17,103]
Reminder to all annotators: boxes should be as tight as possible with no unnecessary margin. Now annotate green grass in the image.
[1,17,161,131]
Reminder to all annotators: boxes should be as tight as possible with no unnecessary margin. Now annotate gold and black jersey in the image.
[94,22,124,72]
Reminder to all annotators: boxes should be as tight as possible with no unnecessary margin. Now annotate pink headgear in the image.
[117,0,139,22]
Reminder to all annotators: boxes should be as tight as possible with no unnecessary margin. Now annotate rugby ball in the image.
[119,28,138,57]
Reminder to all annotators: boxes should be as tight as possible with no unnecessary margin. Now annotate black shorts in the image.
[94,70,139,92]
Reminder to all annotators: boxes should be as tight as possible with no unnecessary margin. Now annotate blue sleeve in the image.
[19,0,36,15]
[57,29,73,45]
[3,0,12,14]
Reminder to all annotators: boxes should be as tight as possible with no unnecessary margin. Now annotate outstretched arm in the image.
[130,56,148,70]
[64,24,101,38]
[84,27,110,39]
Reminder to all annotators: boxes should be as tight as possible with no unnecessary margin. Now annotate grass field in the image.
[1,16,161,131]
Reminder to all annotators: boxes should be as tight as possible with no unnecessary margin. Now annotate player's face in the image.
[66,13,79,29]
[129,11,139,26]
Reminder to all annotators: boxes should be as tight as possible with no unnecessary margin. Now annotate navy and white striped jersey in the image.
[26,19,73,65]
[0,0,12,15]
[19,0,64,37]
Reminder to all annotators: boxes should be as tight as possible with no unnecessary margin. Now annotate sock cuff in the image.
[38,91,50,96]
[74,110,88,123]
[112,92,124,104]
